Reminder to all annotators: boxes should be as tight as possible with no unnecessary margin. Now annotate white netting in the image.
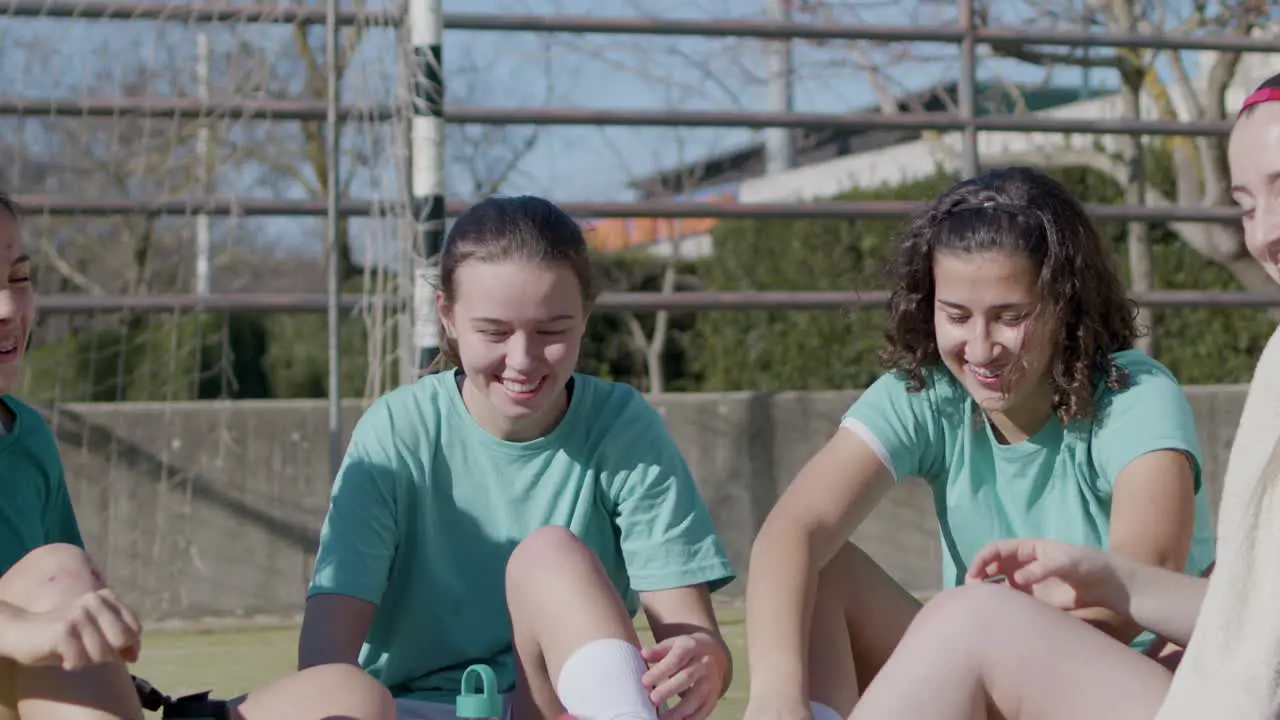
[0,0,414,620]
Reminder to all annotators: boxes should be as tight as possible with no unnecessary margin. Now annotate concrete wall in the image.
[37,385,1248,621]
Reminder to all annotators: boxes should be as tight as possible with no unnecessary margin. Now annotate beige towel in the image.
[1155,323,1280,719]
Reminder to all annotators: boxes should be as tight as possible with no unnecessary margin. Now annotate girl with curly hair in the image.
[742,165,1215,720]
[830,72,1280,720]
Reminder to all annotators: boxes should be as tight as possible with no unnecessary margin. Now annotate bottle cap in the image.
[456,664,502,719]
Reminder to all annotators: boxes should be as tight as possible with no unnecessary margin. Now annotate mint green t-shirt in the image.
[0,396,84,575]
[308,371,735,703]
[842,350,1215,638]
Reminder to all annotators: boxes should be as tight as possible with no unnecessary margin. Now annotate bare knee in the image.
[234,664,395,720]
[904,583,1023,662]
[914,583,1004,626]
[506,526,597,592]
[0,543,104,612]
[303,664,394,718]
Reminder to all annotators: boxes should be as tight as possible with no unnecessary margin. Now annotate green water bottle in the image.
[456,664,503,720]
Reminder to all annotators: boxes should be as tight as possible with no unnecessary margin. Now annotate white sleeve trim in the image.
[838,417,898,482]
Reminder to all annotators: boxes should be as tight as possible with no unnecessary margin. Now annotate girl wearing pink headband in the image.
[805,72,1280,720]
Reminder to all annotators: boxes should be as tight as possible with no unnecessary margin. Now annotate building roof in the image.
[630,82,1096,199]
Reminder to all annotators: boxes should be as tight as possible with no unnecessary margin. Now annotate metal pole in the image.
[29,289,1280,314]
[9,4,1280,53]
[9,196,1246,223]
[395,18,415,387]
[409,0,445,375]
[195,31,211,296]
[0,99,1246,136]
[956,0,978,177]
[325,0,342,482]
[764,0,793,174]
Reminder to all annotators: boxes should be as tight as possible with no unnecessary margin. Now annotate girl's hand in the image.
[640,632,728,720]
[965,537,1129,616]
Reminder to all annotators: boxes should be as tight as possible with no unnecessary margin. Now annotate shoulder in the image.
[1107,349,1180,388]
[359,372,452,431]
[6,397,59,456]
[846,366,965,421]
[566,375,684,471]
[344,373,456,466]
[1094,349,1187,410]
[0,397,64,489]
[574,374,668,439]
[1086,350,1202,483]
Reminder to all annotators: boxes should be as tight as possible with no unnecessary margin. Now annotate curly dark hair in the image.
[880,166,1138,423]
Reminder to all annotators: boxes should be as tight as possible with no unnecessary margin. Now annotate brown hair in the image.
[881,166,1138,423]
[431,195,597,370]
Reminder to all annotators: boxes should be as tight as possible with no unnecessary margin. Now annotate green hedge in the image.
[688,164,1274,391]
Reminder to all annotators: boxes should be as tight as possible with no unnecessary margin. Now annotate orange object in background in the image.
[582,190,735,252]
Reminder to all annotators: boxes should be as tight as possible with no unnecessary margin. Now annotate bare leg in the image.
[505,526,645,720]
[807,542,922,716]
[0,544,143,720]
[851,583,1172,720]
[229,664,395,720]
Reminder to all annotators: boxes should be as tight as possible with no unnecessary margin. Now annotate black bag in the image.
[133,675,232,719]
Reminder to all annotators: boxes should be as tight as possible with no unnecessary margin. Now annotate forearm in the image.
[0,601,37,662]
[744,526,817,701]
[1068,606,1143,645]
[296,614,364,670]
[297,635,360,671]
[1115,557,1207,647]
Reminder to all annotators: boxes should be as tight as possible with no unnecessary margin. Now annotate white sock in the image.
[556,637,658,720]
[810,701,845,720]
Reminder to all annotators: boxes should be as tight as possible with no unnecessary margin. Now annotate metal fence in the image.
[4,0,1280,478]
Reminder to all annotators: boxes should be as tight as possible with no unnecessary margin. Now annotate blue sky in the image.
[2,0,1120,198]
[1,0,1140,268]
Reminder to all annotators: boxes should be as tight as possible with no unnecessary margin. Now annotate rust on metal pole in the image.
[0,100,1237,136]
[32,289,1280,314]
[12,195,1242,223]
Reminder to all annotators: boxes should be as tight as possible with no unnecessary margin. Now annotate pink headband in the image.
[1239,87,1280,118]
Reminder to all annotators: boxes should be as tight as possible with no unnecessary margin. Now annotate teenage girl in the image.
[742,166,1216,720]
[839,71,1280,720]
[0,192,395,720]
[296,195,737,720]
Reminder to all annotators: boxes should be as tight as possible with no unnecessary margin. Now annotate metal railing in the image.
[5,1,1278,476]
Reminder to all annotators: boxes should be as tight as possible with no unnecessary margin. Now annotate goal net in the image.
[1,0,414,623]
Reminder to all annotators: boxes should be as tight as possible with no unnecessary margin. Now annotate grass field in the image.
[131,607,750,719]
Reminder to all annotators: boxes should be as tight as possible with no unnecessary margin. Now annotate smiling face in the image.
[933,249,1056,440]
[0,208,33,398]
[439,258,588,442]
[1229,101,1280,287]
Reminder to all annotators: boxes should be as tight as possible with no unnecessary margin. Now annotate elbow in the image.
[748,511,805,573]
[297,631,359,671]
[297,597,370,671]
[747,511,826,597]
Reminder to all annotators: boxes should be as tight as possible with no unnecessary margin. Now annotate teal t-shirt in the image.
[0,396,84,575]
[308,371,736,703]
[842,350,1214,644]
